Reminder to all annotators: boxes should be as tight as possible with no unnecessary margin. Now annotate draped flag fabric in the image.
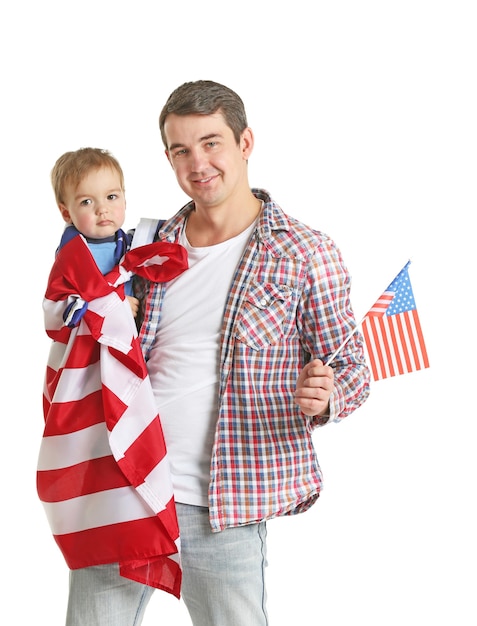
[37,233,188,597]
[361,261,429,381]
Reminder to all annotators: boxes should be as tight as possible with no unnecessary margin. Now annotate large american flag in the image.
[37,233,188,597]
[361,261,429,380]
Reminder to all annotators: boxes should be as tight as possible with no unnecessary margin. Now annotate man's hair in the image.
[51,147,124,205]
[159,80,248,148]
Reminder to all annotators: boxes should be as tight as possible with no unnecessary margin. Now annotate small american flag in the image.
[361,261,429,380]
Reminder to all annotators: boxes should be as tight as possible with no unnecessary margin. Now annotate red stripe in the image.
[374,317,387,378]
[102,386,128,429]
[109,339,147,379]
[42,390,104,436]
[387,317,403,376]
[395,314,412,373]
[361,319,378,380]
[54,512,179,564]
[44,365,62,403]
[163,496,180,538]
[118,418,168,487]
[46,326,73,343]
[54,515,181,598]
[65,334,100,368]
[37,455,130,502]
[84,308,110,340]
[120,556,181,598]
[378,316,396,378]
[382,316,400,376]
[43,393,51,422]
[403,311,419,369]
[368,292,394,316]
[412,309,430,369]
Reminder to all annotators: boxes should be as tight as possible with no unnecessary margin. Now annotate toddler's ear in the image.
[59,203,72,223]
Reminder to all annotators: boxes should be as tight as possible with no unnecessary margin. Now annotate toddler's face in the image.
[59,166,126,239]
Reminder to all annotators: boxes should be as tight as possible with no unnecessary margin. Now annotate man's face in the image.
[163,112,253,211]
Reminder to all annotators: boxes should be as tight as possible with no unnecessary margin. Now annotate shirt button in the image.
[260,298,268,307]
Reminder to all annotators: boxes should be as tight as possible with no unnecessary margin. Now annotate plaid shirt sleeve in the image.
[296,226,370,426]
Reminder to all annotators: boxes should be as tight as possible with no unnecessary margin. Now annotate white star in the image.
[137,254,170,268]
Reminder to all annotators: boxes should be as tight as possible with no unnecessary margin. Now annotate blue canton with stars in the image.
[386,261,416,315]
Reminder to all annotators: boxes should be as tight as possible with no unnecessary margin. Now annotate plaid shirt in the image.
[139,189,370,532]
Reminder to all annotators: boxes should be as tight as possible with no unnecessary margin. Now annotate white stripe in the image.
[46,338,70,371]
[37,422,110,470]
[386,316,405,375]
[376,319,392,378]
[42,486,155,534]
[405,311,425,371]
[371,317,388,379]
[43,299,71,331]
[101,349,143,406]
[362,319,378,377]
[89,295,137,353]
[388,312,415,374]
[137,456,174,513]
[398,313,414,371]
[109,377,158,454]
[50,361,101,403]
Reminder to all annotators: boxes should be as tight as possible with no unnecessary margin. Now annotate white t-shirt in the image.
[147,221,256,506]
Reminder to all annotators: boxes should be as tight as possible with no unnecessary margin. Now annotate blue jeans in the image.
[66,504,269,626]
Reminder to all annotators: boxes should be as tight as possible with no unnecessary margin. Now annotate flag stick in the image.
[324,316,365,366]
[324,259,410,366]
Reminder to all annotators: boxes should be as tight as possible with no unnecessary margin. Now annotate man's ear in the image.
[165,149,173,167]
[59,203,72,224]
[240,127,254,161]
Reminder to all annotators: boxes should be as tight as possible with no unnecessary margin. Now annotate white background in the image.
[1,1,475,624]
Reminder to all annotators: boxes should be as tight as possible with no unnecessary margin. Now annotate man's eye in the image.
[206,141,217,148]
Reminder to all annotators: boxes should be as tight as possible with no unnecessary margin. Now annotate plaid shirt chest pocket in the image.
[235,282,293,350]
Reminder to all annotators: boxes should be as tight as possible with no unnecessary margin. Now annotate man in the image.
[141,80,371,625]
[66,79,371,626]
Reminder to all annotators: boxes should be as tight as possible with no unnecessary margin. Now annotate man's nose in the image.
[189,148,208,171]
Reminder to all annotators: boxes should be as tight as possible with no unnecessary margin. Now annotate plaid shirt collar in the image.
[157,188,290,246]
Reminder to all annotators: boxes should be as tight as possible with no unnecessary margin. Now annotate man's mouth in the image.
[193,173,217,185]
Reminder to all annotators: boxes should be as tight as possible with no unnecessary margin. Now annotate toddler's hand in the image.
[126,296,140,318]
